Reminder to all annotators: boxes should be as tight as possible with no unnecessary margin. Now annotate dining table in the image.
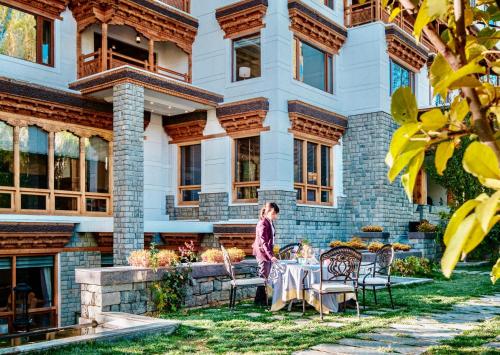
[269,260,357,314]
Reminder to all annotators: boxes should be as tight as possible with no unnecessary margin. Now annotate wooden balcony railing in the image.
[345,0,436,52]
[160,0,190,12]
[78,49,190,82]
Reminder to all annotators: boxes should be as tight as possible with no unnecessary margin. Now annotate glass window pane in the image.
[41,19,51,65]
[236,186,258,200]
[21,194,46,210]
[86,198,107,212]
[0,121,14,187]
[0,258,11,313]
[295,187,302,201]
[321,145,330,187]
[294,139,303,183]
[180,144,201,186]
[301,41,326,91]
[19,126,48,189]
[391,60,413,94]
[0,5,36,62]
[321,190,330,203]
[233,35,261,81]
[327,55,333,93]
[235,136,260,183]
[55,196,78,211]
[307,142,317,185]
[182,189,200,202]
[307,189,316,202]
[54,132,80,191]
[85,136,109,193]
[16,257,54,308]
[0,193,11,209]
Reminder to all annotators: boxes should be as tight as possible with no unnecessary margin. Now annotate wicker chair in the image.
[305,246,362,320]
[360,244,395,309]
[278,243,302,260]
[221,245,267,310]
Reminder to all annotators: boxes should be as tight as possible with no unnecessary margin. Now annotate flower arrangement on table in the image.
[295,239,315,264]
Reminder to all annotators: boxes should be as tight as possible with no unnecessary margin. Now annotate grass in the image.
[39,272,499,355]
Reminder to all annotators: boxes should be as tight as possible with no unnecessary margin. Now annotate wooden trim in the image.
[386,27,428,72]
[215,0,268,39]
[0,0,66,20]
[288,0,347,54]
[177,143,201,206]
[294,36,334,93]
[232,135,260,203]
[216,97,269,137]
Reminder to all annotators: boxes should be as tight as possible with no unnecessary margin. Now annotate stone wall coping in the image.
[408,232,437,240]
[76,260,257,286]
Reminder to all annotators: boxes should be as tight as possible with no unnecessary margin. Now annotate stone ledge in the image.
[408,232,437,240]
[76,260,257,286]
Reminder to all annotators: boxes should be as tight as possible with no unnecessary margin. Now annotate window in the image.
[233,34,261,81]
[324,0,334,9]
[0,119,112,214]
[390,59,415,94]
[179,144,201,204]
[0,255,57,335]
[293,37,334,93]
[0,4,53,66]
[294,139,333,205]
[234,136,260,202]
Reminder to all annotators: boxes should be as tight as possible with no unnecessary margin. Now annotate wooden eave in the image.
[216,97,269,136]
[69,66,224,107]
[288,0,347,54]
[288,100,347,144]
[0,223,74,250]
[0,0,69,20]
[215,0,268,39]
[69,0,198,52]
[386,26,428,72]
[94,232,155,251]
[162,111,207,143]
[0,77,113,133]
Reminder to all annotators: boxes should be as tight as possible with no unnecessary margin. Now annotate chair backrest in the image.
[374,244,395,277]
[320,246,362,284]
[221,245,235,281]
[278,243,302,260]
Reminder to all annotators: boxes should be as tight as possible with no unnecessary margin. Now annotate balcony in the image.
[162,0,190,13]
[345,0,436,52]
[79,49,189,83]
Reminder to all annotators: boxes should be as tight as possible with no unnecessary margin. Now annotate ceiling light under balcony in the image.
[136,33,141,44]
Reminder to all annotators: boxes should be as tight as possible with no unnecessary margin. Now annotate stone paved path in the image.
[294,293,500,355]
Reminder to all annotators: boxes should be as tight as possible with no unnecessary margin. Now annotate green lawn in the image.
[41,271,499,355]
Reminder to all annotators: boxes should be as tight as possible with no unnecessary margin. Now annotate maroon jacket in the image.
[252,218,275,262]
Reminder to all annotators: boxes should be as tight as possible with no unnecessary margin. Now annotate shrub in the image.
[273,245,280,256]
[392,242,411,251]
[329,240,346,248]
[157,250,180,267]
[368,241,384,253]
[201,248,245,263]
[361,225,384,232]
[416,220,437,233]
[179,241,198,263]
[392,256,435,277]
[128,250,151,267]
[329,238,367,250]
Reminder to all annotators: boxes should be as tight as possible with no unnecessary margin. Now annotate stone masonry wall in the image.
[166,195,200,220]
[199,192,229,221]
[113,83,144,265]
[408,232,442,261]
[59,233,100,326]
[76,261,258,320]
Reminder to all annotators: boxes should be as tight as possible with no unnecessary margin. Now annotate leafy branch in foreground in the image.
[383,0,499,282]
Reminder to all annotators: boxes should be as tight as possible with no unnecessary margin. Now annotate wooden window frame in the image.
[0,118,112,216]
[0,3,54,67]
[177,142,201,206]
[293,37,334,94]
[231,32,262,83]
[294,137,334,206]
[0,254,58,334]
[389,59,415,95]
[324,0,334,9]
[232,135,260,204]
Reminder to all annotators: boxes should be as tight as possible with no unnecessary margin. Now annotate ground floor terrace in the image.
[9,267,500,354]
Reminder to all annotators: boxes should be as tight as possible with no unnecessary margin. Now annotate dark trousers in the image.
[255,259,271,305]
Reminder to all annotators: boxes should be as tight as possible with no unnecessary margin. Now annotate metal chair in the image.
[360,244,395,309]
[278,243,302,260]
[221,245,267,310]
[305,246,362,320]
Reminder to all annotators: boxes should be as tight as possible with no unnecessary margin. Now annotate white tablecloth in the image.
[269,261,356,313]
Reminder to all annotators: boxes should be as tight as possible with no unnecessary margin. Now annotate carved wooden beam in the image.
[0,223,74,250]
[216,97,269,137]
[215,0,268,39]
[386,26,428,72]
[163,111,207,143]
[288,100,347,144]
[0,0,69,19]
[288,0,347,54]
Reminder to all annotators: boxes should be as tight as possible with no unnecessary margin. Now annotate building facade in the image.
[0,0,448,332]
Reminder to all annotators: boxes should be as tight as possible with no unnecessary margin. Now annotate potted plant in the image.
[357,225,390,243]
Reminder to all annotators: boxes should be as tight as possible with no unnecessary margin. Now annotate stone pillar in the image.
[343,111,414,240]
[113,83,145,265]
